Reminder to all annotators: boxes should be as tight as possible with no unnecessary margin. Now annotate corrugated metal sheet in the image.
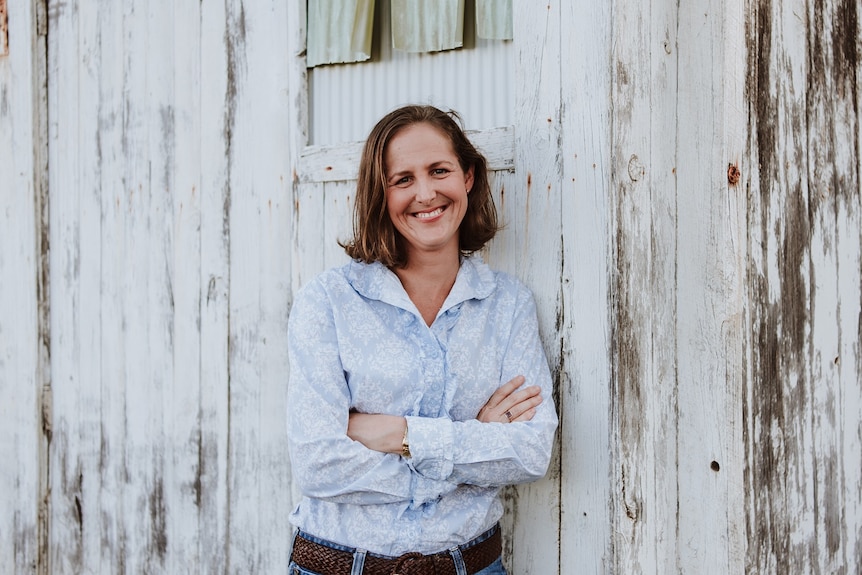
[309,0,512,144]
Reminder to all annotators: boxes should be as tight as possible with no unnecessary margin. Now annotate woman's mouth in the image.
[413,206,446,219]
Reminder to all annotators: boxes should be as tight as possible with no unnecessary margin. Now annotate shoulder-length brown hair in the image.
[341,105,499,267]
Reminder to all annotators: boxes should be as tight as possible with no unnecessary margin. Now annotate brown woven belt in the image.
[291,526,501,575]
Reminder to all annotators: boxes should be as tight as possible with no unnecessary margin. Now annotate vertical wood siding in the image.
[559,2,614,573]
[1,0,860,573]
[41,1,299,572]
[745,0,862,572]
[0,1,47,573]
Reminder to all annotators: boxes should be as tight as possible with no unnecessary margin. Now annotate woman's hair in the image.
[341,105,499,267]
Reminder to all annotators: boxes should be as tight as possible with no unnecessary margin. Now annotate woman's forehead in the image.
[384,123,457,167]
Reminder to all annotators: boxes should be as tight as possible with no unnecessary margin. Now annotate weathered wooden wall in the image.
[745,0,862,572]
[1,0,860,574]
[41,0,300,572]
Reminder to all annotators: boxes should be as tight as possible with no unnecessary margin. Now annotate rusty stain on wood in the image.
[727,163,740,185]
[0,0,8,57]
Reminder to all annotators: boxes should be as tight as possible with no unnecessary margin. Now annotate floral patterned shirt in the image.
[287,255,558,555]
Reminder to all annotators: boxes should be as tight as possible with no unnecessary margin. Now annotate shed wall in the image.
[0,0,859,573]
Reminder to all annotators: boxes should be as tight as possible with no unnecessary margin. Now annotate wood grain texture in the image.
[610,0,681,571]
[559,0,614,572]
[0,1,44,573]
[675,0,747,572]
[744,0,862,572]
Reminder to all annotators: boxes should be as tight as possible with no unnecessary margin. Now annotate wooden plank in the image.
[142,1,177,572]
[221,0,262,569]
[86,1,126,572]
[284,0,307,516]
[33,1,50,572]
[162,1,204,572]
[117,0,161,571]
[609,0,680,571]
[297,125,515,183]
[507,2,563,573]
[803,0,861,571]
[558,1,613,572]
[223,1,294,572]
[244,2,294,571]
[675,0,747,572]
[0,1,42,572]
[198,0,231,570]
[72,0,103,572]
[45,0,89,571]
[743,0,817,571]
[93,1,128,572]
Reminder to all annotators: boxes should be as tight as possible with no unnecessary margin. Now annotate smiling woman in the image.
[286,105,558,575]
[384,123,472,281]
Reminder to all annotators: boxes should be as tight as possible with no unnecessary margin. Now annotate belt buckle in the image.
[392,551,434,575]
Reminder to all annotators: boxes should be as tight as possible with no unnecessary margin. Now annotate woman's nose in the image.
[414,177,435,203]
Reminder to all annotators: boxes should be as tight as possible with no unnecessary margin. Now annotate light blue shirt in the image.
[287,255,558,556]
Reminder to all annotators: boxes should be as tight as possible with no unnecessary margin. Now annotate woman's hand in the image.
[347,413,406,454]
[476,375,542,424]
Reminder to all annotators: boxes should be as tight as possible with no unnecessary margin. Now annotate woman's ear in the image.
[465,166,475,194]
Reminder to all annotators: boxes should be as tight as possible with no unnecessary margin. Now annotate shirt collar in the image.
[345,255,497,313]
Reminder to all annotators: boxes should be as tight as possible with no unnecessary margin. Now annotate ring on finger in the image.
[504,410,513,422]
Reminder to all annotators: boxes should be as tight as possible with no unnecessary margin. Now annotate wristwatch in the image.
[401,425,411,458]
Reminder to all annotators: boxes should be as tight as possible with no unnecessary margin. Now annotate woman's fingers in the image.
[511,407,537,423]
[484,375,526,409]
[477,376,543,423]
[499,386,543,422]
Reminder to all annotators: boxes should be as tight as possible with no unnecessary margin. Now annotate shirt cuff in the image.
[408,473,457,509]
[404,416,454,481]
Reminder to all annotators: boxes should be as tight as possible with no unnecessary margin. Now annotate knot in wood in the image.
[627,155,644,182]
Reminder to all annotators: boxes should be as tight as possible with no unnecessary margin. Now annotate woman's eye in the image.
[432,168,449,176]
[396,176,411,185]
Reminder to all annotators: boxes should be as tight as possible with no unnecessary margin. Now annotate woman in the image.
[287,105,558,575]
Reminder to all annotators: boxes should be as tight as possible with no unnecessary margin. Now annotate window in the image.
[308,0,513,144]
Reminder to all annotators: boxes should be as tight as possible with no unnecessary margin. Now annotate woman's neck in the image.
[393,252,461,326]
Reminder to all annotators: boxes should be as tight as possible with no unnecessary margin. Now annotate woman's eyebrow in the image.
[386,168,412,179]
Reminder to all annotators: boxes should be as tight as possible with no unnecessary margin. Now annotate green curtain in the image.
[390,0,464,53]
[307,0,375,67]
[476,0,512,40]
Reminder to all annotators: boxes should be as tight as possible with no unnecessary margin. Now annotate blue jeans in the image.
[288,526,508,575]
[474,557,508,575]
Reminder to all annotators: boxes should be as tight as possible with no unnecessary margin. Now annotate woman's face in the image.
[384,123,474,263]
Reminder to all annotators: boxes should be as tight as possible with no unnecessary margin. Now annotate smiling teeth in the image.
[415,207,444,219]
